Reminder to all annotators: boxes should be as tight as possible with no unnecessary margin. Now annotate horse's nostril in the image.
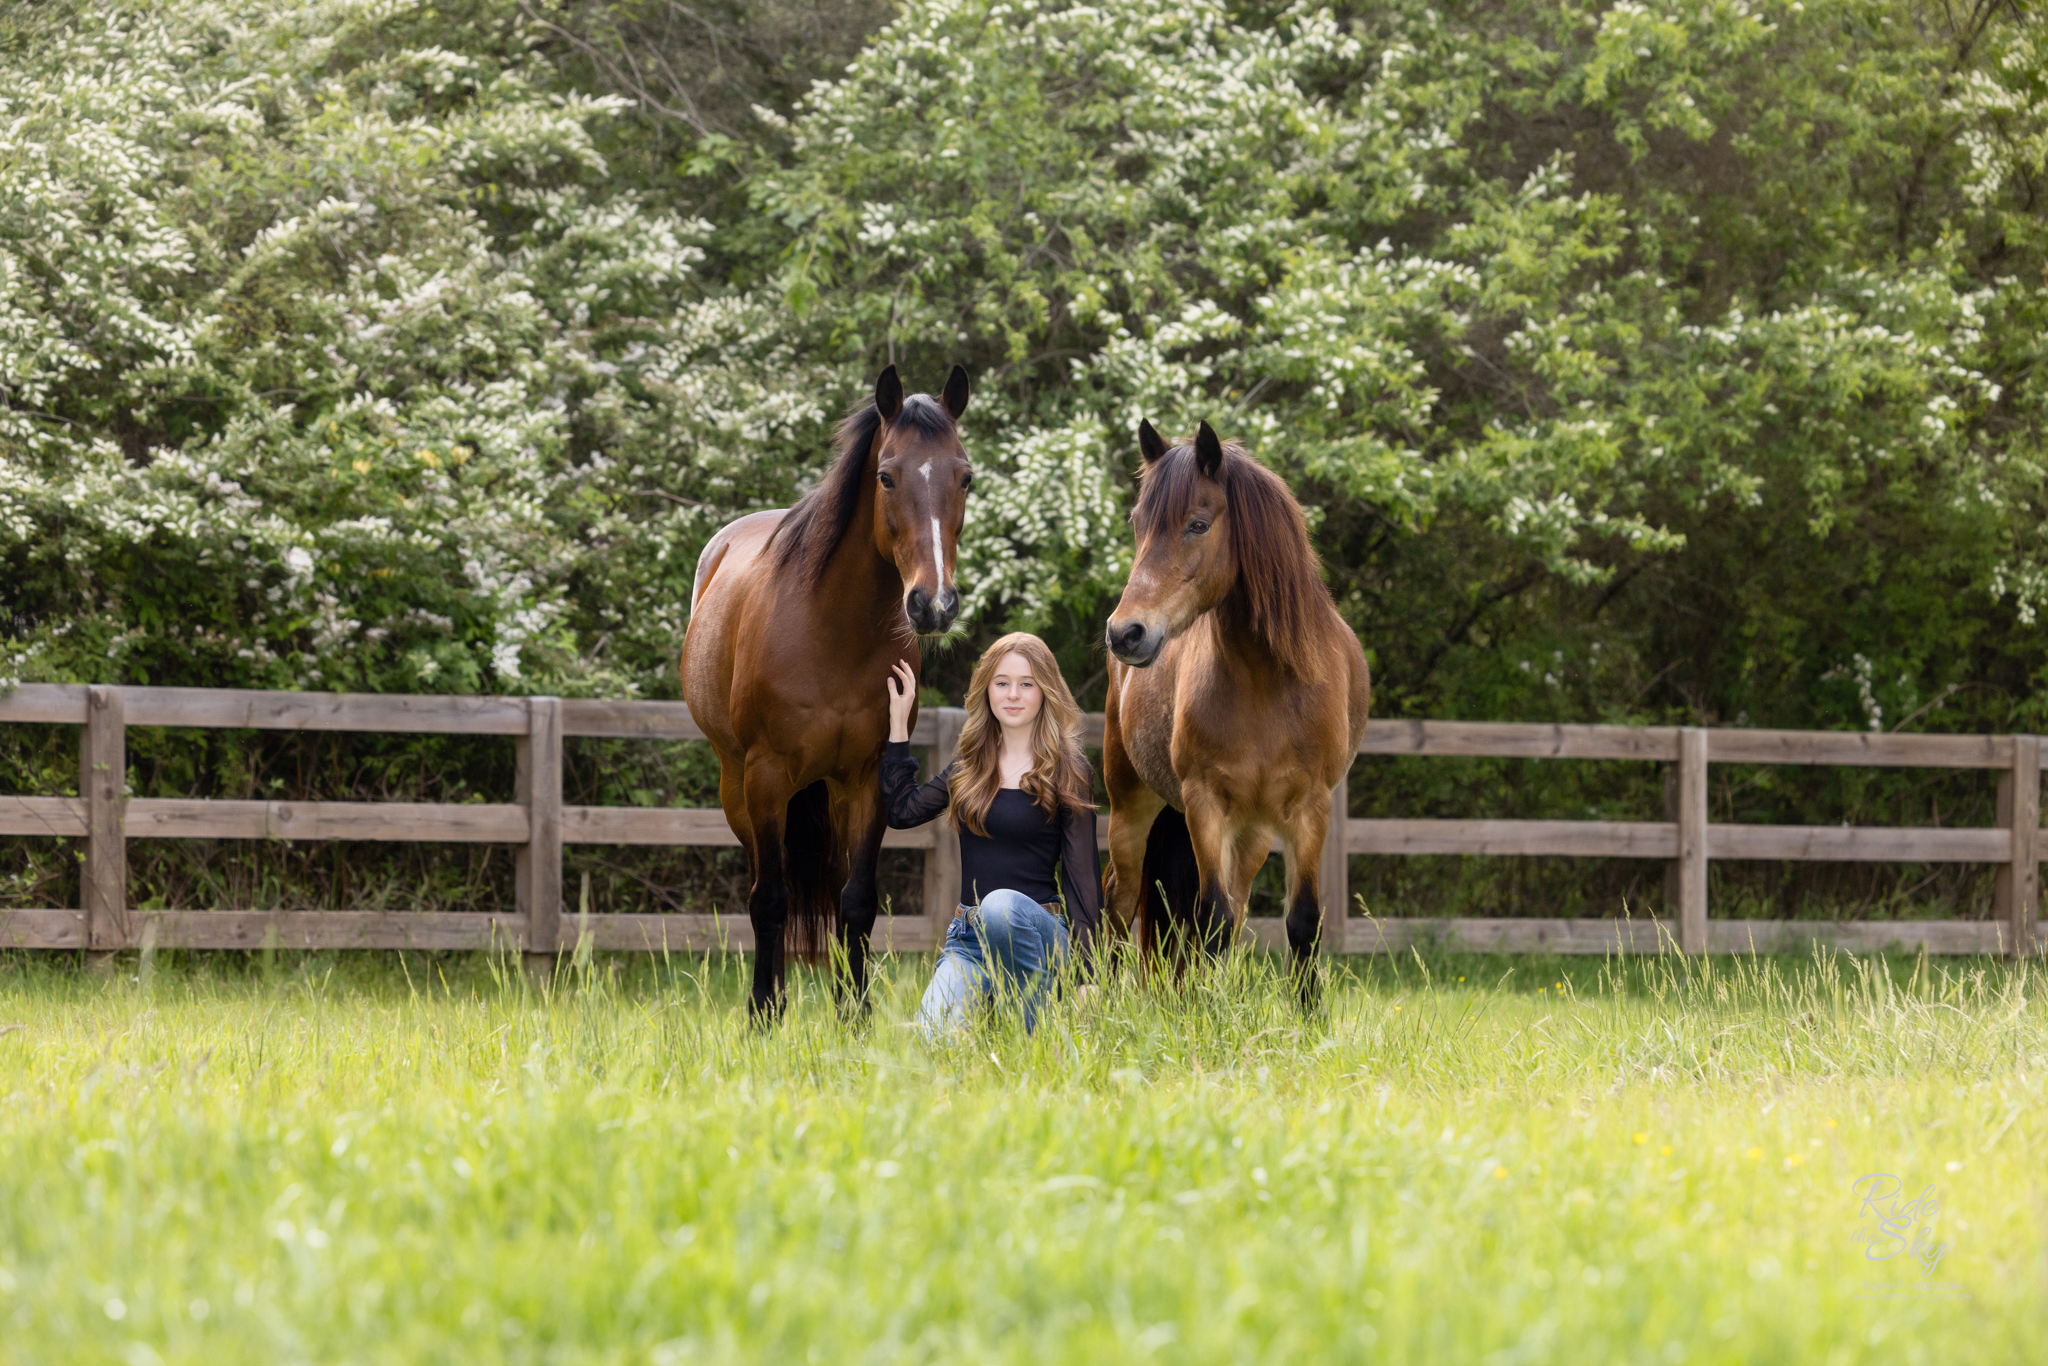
[1112,622,1147,655]
[905,588,931,619]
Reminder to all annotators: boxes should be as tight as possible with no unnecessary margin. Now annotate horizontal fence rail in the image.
[0,685,2038,958]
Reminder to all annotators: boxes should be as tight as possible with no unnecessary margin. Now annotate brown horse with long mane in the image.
[682,365,973,1018]
[1101,420,1369,1003]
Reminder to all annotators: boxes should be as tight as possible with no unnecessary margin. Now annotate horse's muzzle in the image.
[905,586,960,636]
[1107,619,1163,667]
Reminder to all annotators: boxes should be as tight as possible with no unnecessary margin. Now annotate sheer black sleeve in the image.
[1057,778,1105,976]
[881,740,954,829]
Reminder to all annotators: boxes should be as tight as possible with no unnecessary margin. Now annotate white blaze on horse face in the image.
[918,459,933,483]
[931,515,946,589]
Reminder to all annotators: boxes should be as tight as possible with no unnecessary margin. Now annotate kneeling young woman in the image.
[883,632,1101,1035]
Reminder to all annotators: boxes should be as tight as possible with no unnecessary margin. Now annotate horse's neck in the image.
[813,505,904,625]
[1207,585,1280,671]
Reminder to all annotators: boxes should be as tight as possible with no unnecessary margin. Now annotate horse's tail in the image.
[782,779,840,962]
[1139,805,1205,962]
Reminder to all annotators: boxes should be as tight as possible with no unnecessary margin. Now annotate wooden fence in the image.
[0,684,2038,957]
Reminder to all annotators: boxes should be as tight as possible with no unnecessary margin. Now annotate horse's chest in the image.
[1118,673,1184,810]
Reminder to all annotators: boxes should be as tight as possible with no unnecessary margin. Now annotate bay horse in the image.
[681,365,972,1019]
[1101,420,1369,1005]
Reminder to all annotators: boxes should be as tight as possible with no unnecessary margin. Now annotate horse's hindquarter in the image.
[681,511,787,756]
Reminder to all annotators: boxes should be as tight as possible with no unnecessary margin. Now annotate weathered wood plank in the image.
[1707,825,2009,863]
[1357,720,1680,761]
[558,805,934,849]
[146,911,526,951]
[562,806,740,846]
[1708,729,2014,769]
[518,697,564,960]
[1347,917,1673,955]
[83,686,127,951]
[1678,727,1708,954]
[0,909,88,949]
[1346,819,1679,858]
[0,796,88,838]
[2008,738,2041,957]
[123,799,528,843]
[1705,920,2009,955]
[559,699,702,740]
[0,684,90,724]
[0,909,2004,956]
[1340,917,2004,955]
[121,687,531,734]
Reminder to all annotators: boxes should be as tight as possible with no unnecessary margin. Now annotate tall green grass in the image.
[0,946,2039,1364]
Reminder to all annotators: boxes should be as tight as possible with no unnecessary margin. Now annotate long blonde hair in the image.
[947,632,1093,836]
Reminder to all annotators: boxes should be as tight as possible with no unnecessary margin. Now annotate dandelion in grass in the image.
[1633,1132,1648,1145]
[1660,1146,1673,1156]
[1784,1154,1804,1169]
[1492,1167,1507,1180]
[1744,1147,1763,1161]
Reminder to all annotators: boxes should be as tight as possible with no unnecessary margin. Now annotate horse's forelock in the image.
[1134,441,1327,675]
[769,394,965,585]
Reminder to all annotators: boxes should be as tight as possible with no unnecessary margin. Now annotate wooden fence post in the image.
[81,684,127,954]
[517,696,563,978]
[1319,769,1349,954]
[1994,735,2040,957]
[1677,727,1708,954]
[921,706,963,946]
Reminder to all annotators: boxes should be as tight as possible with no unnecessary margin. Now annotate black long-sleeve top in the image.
[880,740,1102,964]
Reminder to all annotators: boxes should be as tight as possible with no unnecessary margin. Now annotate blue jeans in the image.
[916,889,1070,1038]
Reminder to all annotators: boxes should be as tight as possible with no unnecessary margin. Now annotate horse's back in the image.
[690,509,786,616]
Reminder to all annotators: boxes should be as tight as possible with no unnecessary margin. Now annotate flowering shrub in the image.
[3,0,2047,737]
[0,0,826,696]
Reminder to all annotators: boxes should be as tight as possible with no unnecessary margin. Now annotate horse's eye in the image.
[878,472,895,490]
[1188,519,1210,536]
[962,471,973,491]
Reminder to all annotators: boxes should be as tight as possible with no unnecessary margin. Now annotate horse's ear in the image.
[942,364,971,419]
[1194,421,1224,478]
[1138,418,1168,465]
[875,365,903,423]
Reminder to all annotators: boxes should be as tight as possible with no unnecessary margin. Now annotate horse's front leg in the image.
[1278,793,1334,1011]
[740,755,798,1022]
[1179,790,1238,962]
[832,772,886,1016]
[1102,715,1165,962]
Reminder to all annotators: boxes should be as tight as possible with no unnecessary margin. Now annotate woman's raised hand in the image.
[886,658,917,743]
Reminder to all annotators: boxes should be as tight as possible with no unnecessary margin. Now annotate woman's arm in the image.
[881,744,953,829]
[881,660,952,828]
[1059,799,1104,973]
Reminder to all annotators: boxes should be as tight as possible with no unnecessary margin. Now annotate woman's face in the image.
[987,651,1043,734]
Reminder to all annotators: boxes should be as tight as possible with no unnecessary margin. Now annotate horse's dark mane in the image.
[1134,439,1330,675]
[769,394,957,585]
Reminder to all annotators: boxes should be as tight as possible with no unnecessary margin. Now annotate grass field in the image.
[0,942,2040,1364]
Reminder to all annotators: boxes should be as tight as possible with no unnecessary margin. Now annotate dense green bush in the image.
[5,0,2048,918]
